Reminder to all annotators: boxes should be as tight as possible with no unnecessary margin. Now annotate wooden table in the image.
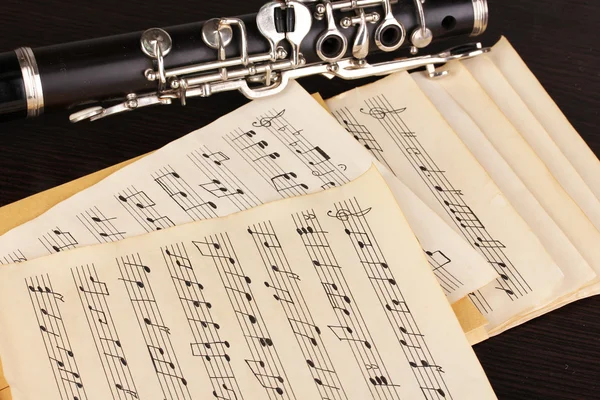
[0,0,598,398]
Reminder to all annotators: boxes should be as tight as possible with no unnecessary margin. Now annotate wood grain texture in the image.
[0,0,598,398]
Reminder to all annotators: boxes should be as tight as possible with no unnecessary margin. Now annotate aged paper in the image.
[413,62,598,333]
[0,167,497,400]
[462,54,600,231]
[0,81,496,304]
[325,71,563,331]
[488,37,600,201]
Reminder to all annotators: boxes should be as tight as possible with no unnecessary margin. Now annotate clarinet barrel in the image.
[0,0,488,122]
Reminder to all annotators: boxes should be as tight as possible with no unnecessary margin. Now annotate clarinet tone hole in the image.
[380,25,403,48]
[442,16,457,31]
[320,35,345,60]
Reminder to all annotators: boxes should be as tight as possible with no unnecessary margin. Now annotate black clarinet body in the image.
[0,0,488,123]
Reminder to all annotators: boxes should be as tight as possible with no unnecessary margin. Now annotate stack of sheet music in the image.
[0,36,596,400]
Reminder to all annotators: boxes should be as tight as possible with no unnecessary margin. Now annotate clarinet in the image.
[0,0,488,123]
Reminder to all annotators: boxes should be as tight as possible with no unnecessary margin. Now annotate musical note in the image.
[327,207,372,222]
[434,185,463,196]
[199,179,244,198]
[47,228,78,252]
[118,191,155,209]
[271,265,300,280]
[202,151,230,165]
[232,130,256,141]
[104,352,128,366]
[91,216,116,223]
[385,299,410,314]
[270,172,309,192]
[421,386,446,398]
[247,228,281,248]
[475,237,506,249]
[191,342,231,361]
[410,360,444,373]
[253,152,280,162]
[245,359,285,395]
[88,306,108,324]
[495,287,515,296]
[192,241,236,264]
[144,317,171,334]
[79,276,110,296]
[295,146,331,166]
[360,106,406,120]
[264,282,294,304]
[289,318,321,346]
[28,285,64,302]
[39,324,59,337]
[242,140,268,150]
[116,384,138,398]
[253,109,286,128]
[342,119,384,151]
[322,282,351,316]
[344,229,372,248]
[154,170,217,213]
[328,325,372,349]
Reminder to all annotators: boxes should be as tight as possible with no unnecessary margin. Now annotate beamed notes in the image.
[0,81,496,307]
[0,167,497,399]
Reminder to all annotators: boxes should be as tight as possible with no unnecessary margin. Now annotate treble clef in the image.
[360,106,406,120]
[252,109,286,128]
[327,207,372,222]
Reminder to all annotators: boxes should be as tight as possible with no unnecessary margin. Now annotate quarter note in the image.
[91,216,116,223]
[40,325,59,337]
[495,287,515,296]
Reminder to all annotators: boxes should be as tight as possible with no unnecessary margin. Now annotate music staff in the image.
[193,233,295,400]
[26,274,88,400]
[77,206,126,243]
[424,250,463,295]
[161,242,244,400]
[189,146,261,212]
[0,249,27,265]
[71,264,139,400]
[253,108,350,188]
[117,254,192,400]
[39,227,79,254]
[225,127,309,199]
[359,94,532,309]
[292,210,401,400]
[116,186,175,232]
[329,198,450,400]
[333,108,393,172]
[153,166,218,221]
[248,220,347,400]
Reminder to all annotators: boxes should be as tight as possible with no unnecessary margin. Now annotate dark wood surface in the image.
[1,0,599,398]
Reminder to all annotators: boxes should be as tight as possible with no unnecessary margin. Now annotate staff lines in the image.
[292,210,401,400]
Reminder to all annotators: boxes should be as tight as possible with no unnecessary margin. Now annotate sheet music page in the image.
[413,63,598,332]
[325,71,563,331]
[462,54,600,232]
[489,37,600,201]
[0,81,496,304]
[0,167,498,400]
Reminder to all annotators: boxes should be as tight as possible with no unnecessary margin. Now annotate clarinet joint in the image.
[70,0,489,123]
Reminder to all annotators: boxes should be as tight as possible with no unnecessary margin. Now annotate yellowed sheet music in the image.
[462,53,600,232]
[325,71,563,331]
[0,167,497,400]
[413,62,598,334]
[488,37,600,202]
[0,81,496,304]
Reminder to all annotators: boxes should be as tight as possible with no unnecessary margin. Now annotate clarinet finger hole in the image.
[380,25,403,48]
[442,16,457,31]
[320,35,345,60]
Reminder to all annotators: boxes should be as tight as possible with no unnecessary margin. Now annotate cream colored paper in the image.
[0,167,497,400]
[463,54,600,232]
[413,63,598,334]
[488,37,600,202]
[0,81,496,304]
[326,72,563,331]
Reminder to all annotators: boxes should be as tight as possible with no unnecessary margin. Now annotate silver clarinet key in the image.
[256,2,287,60]
[285,1,312,66]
